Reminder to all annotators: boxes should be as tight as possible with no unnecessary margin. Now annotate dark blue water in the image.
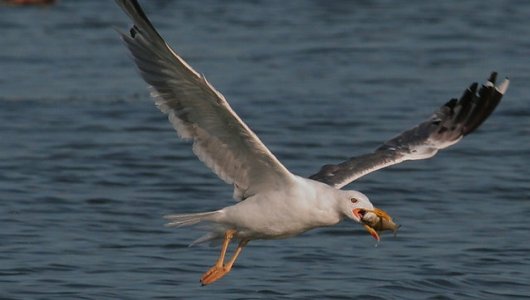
[1,1,529,299]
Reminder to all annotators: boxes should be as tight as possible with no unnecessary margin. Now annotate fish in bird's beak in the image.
[353,207,400,241]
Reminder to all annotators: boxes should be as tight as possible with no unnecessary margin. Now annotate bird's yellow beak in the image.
[353,207,399,241]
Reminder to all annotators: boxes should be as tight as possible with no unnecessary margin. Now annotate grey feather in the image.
[115,0,294,201]
[310,73,509,188]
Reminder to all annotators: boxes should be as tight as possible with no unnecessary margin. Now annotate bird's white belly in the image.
[220,186,341,240]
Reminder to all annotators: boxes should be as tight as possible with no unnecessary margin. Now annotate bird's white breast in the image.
[219,176,343,240]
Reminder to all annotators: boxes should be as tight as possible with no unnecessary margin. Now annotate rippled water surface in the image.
[1,1,529,299]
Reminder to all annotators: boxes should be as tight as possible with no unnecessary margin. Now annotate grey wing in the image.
[310,72,509,189]
[116,0,295,200]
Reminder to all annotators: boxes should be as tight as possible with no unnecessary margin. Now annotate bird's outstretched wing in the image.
[116,0,294,200]
[310,72,509,189]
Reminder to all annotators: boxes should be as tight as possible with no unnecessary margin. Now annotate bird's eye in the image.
[350,198,358,204]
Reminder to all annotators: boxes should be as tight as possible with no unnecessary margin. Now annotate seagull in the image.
[115,0,509,285]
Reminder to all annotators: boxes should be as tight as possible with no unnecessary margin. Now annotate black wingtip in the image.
[488,72,498,84]
[445,98,458,109]
[469,82,479,94]
[116,0,165,42]
[129,26,138,38]
[127,0,157,31]
[460,72,506,136]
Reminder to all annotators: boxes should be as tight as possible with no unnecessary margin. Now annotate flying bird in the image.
[115,0,508,286]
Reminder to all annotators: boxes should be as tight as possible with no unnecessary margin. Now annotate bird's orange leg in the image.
[200,230,248,286]
[223,239,249,271]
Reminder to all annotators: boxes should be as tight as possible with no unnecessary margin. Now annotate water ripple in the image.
[1,0,529,299]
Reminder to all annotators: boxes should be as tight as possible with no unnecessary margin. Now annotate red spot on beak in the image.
[364,224,381,241]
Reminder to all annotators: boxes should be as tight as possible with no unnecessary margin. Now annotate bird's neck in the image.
[307,188,344,227]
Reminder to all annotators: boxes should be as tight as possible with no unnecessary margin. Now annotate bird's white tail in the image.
[164,211,219,228]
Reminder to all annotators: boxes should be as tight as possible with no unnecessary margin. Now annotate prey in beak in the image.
[353,208,400,241]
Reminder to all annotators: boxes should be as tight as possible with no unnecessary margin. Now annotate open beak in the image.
[352,208,364,222]
[353,207,399,241]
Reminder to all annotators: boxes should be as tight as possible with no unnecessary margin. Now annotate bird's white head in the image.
[339,190,374,223]
[338,190,400,241]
